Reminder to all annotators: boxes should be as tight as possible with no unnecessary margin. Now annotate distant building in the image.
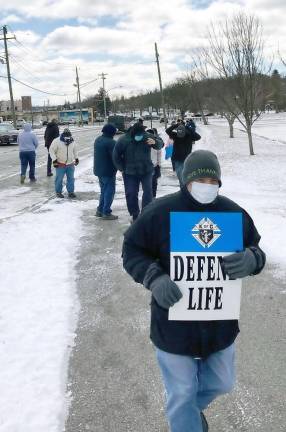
[0,99,22,112]
[21,96,32,112]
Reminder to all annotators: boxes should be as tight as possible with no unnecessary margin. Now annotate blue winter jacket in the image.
[18,124,39,152]
[94,134,117,177]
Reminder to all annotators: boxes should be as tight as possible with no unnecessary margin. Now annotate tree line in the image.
[82,13,286,155]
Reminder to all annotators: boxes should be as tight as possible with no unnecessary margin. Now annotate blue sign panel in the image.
[170,212,243,253]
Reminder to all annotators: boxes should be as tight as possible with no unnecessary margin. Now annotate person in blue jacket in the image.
[94,123,118,220]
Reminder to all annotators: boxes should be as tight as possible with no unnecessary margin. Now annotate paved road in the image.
[65,163,286,432]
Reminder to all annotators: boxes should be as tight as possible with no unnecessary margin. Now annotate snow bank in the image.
[0,200,84,432]
[197,123,286,281]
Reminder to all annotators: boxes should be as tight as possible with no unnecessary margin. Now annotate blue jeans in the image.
[173,160,184,186]
[19,151,36,179]
[123,172,153,219]
[97,175,116,215]
[55,165,75,193]
[156,344,235,432]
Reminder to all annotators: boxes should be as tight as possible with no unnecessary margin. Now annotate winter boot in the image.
[20,175,25,184]
[95,210,102,217]
[56,192,64,198]
[47,172,53,177]
[101,214,118,220]
[68,192,77,199]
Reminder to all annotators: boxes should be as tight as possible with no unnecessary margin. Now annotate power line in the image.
[9,54,44,83]
[80,77,100,88]
[13,39,75,69]
[0,74,77,96]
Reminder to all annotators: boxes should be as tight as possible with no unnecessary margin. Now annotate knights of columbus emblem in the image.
[192,217,221,248]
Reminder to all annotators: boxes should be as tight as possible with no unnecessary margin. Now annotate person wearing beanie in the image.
[49,128,79,198]
[166,120,201,186]
[122,149,266,431]
[93,123,118,220]
[113,122,163,222]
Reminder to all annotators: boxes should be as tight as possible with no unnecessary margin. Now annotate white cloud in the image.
[0,0,285,105]
[0,14,24,25]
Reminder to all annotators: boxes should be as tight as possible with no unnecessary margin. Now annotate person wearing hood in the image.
[44,119,59,176]
[122,150,266,432]
[18,123,39,184]
[166,121,201,186]
[49,128,79,198]
[93,123,118,220]
[113,122,163,222]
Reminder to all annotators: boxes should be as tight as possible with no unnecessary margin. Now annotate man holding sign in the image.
[122,150,265,432]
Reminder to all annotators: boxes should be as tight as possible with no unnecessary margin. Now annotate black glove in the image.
[74,158,79,166]
[223,248,257,279]
[150,274,182,309]
[53,159,59,168]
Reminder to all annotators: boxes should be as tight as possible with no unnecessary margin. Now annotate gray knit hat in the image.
[182,150,222,186]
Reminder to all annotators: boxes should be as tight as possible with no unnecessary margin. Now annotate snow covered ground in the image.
[194,115,286,281]
[0,114,285,431]
[0,158,97,432]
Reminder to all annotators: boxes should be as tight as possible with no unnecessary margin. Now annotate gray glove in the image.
[150,274,182,309]
[223,248,257,279]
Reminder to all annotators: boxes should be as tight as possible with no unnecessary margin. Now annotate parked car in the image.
[16,119,26,129]
[94,116,105,123]
[0,123,19,145]
[32,122,43,129]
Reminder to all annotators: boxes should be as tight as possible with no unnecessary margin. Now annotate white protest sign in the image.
[169,212,243,321]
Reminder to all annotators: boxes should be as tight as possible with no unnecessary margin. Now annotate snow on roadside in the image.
[0,180,95,431]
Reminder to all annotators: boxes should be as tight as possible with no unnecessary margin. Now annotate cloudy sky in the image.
[0,0,285,106]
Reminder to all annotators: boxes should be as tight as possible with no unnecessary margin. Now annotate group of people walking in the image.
[18,117,200,212]
[93,118,201,222]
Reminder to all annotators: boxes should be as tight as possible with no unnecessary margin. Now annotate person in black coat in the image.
[113,122,163,222]
[122,150,266,431]
[44,119,59,176]
[166,122,201,186]
[94,123,118,220]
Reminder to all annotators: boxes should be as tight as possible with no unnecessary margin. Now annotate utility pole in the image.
[99,72,108,119]
[75,66,83,126]
[154,42,167,128]
[1,26,16,128]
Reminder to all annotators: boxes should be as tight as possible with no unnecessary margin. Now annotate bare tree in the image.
[204,12,269,155]
[186,71,210,125]
[164,78,192,119]
[188,51,237,133]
